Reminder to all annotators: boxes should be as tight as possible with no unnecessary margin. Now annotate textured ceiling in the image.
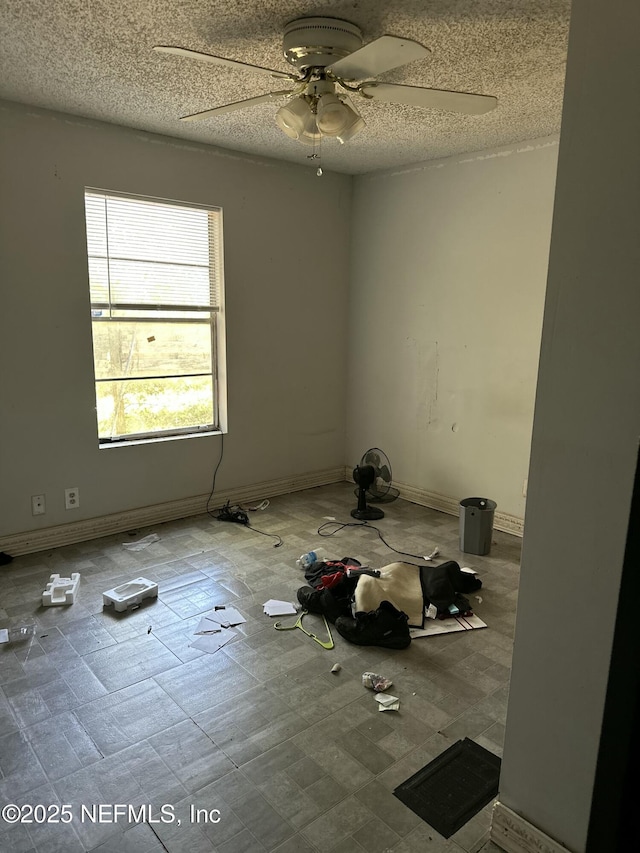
[0,0,571,175]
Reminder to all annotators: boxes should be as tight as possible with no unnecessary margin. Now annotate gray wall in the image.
[347,138,558,519]
[499,0,640,849]
[0,101,351,535]
[0,104,559,542]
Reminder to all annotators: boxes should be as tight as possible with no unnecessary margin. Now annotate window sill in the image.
[99,430,223,449]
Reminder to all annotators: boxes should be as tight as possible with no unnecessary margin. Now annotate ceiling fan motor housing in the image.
[283,17,363,71]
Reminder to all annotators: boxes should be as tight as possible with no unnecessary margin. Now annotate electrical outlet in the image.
[31,494,46,515]
[65,487,80,510]
[523,478,528,498]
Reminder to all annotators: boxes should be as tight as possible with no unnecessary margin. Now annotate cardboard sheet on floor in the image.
[204,606,246,627]
[190,626,236,653]
[409,614,487,639]
[194,616,222,635]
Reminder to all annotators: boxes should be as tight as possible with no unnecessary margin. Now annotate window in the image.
[84,190,225,443]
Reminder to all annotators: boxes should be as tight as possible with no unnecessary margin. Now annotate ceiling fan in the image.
[154,17,497,145]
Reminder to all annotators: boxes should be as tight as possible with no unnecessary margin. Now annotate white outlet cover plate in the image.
[31,495,45,515]
[65,487,79,509]
[103,577,159,612]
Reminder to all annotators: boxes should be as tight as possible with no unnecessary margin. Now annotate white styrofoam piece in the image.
[42,572,81,606]
[102,577,158,612]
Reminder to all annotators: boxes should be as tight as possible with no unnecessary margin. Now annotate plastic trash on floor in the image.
[122,533,160,551]
[0,624,37,644]
[102,577,159,611]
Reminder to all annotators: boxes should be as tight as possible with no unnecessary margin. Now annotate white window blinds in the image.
[85,191,222,311]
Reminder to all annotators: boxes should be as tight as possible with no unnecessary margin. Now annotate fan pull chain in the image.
[306,104,323,176]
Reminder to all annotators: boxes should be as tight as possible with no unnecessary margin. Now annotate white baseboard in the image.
[490,803,572,853]
[389,478,525,538]
[0,467,345,557]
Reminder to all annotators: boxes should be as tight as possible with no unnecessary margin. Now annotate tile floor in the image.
[0,483,521,853]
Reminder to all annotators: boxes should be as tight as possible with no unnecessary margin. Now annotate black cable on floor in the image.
[215,499,283,547]
[244,525,283,548]
[317,519,428,563]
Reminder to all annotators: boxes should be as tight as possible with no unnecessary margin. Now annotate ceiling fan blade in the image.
[328,35,430,81]
[360,82,497,115]
[153,46,297,80]
[180,91,292,121]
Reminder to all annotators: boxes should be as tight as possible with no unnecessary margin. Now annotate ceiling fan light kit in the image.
[275,76,364,144]
[154,15,497,155]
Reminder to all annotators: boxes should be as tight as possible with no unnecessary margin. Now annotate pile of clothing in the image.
[297,558,482,650]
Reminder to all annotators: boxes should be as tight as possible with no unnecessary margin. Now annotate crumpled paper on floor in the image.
[362,671,393,692]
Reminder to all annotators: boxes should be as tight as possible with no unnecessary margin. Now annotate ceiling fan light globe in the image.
[316,93,351,136]
[337,113,365,143]
[275,97,312,139]
[277,121,301,140]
